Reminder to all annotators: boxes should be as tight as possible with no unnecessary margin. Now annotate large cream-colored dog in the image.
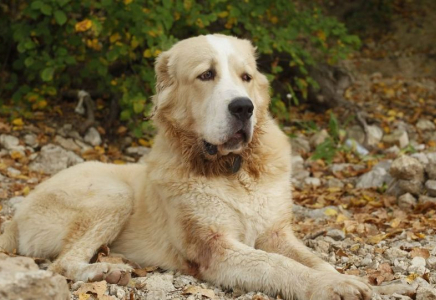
[0,35,372,299]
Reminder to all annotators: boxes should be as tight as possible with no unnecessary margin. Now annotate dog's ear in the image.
[155,51,172,93]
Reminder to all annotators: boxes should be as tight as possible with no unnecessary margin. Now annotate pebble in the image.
[304,177,321,187]
[390,155,424,181]
[425,180,436,197]
[326,229,345,241]
[23,133,38,148]
[416,286,436,300]
[398,193,417,210]
[416,118,436,131]
[326,178,345,188]
[84,127,102,146]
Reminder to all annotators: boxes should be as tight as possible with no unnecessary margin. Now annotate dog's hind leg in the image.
[47,190,134,285]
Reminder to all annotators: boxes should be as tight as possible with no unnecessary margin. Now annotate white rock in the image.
[7,167,21,176]
[23,134,38,148]
[425,180,436,197]
[126,146,151,156]
[416,119,436,131]
[145,273,175,293]
[54,135,81,152]
[416,286,436,300]
[84,127,102,146]
[0,134,19,149]
[29,144,84,175]
[304,177,321,187]
[383,129,409,148]
[0,253,69,300]
[367,125,384,147]
[390,155,425,181]
[409,256,426,274]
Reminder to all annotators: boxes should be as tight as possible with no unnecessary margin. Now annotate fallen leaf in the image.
[409,248,430,259]
[74,281,109,299]
[183,285,215,299]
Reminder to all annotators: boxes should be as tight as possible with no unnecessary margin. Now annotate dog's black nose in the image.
[228,97,254,121]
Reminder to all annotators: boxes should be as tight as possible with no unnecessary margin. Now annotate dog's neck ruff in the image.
[156,114,264,178]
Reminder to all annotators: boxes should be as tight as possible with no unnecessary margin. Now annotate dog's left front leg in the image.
[255,222,338,273]
[184,228,372,300]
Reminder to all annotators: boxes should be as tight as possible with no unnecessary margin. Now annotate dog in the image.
[0,35,372,300]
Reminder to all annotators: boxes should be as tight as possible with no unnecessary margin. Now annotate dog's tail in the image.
[0,220,18,253]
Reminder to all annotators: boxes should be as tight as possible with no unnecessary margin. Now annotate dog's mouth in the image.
[204,128,250,156]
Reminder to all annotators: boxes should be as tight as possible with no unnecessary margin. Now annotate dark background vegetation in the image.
[0,0,431,136]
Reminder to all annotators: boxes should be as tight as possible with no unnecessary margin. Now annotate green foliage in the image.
[311,112,347,164]
[0,0,360,132]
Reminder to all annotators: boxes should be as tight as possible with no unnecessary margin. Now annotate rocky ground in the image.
[1,73,436,300]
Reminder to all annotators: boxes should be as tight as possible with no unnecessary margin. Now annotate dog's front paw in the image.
[307,273,372,300]
[80,263,133,286]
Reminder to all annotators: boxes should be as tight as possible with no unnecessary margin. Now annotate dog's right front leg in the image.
[190,235,371,300]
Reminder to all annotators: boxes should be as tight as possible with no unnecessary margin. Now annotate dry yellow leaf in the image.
[113,160,125,165]
[22,186,30,196]
[390,218,401,228]
[75,19,92,32]
[324,208,338,216]
[12,118,24,126]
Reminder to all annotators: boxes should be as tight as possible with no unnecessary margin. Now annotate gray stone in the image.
[425,180,436,196]
[309,129,329,149]
[411,153,430,167]
[304,177,321,187]
[427,163,436,180]
[23,134,38,148]
[291,136,311,154]
[326,229,345,241]
[54,135,81,152]
[427,256,436,269]
[416,118,436,131]
[7,167,21,177]
[346,125,365,144]
[329,163,365,174]
[390,155,425,181]
[84,127,102,146]
[419,195,436,204]
[398,179,423,195]
[385,145,401,155]
[416,286,436,300]
[0,253,69,300]
[398,193,417,210]
[29,144,84,175]
[326,178,345,188]
[125,146,151,156]
[383,129,409,148]
[356,167,393,189]
[367,125,384,147]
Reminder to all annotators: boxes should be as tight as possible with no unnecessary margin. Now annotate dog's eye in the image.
[198,70,215,81]
[241,73,252,82]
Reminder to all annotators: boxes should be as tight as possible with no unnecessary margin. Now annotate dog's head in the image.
[153,34,270,153]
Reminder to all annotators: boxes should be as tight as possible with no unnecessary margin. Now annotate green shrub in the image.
[0,0,360,135]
